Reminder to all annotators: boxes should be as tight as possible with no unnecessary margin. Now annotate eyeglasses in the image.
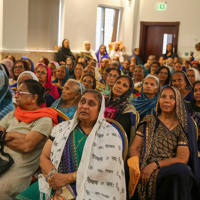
[36,71,47,75]
[15,91,32,96]
[13,65,24,70]
[134,70,143,74]
[108,73,119,78]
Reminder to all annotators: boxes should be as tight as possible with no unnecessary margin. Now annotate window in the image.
[162,34,173,54]
[28,0,60,50]
[95,6,120,51]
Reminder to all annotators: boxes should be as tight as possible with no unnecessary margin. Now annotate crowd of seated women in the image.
[0,40,199,200]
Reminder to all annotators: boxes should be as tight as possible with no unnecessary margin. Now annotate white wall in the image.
[0,0,199,59]
[62,0,135,55]
[0,0,4,50]
[134,0,200,58]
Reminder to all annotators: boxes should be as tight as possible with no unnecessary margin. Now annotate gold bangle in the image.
[73,172,77,181]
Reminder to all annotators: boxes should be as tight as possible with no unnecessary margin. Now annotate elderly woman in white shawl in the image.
[15,90,126,200]
[78,41,97,61]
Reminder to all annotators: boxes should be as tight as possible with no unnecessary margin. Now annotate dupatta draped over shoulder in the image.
[37,64,60,100]
[39,94,126,200]
[57,40,75,62]
[0,71,14,120]
[95,45,109,63]
[131,80,161,121]
[52,66,69,87]
[135,86,200,200]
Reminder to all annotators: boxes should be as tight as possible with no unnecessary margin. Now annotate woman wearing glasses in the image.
[0,80,58,199]
[66,60,75,78]
[9,60,30,88]
[35,63,60,99]
[101,68,121,97]
[156,66,171,89]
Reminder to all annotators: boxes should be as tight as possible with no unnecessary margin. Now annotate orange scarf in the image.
[14,107,58,126]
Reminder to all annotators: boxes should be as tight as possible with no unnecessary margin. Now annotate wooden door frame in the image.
[139,22,180,62]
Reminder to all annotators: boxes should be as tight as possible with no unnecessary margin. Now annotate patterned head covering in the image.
[105,75,134,120]
[155,86,188,133]
[170,71,192,90]
[155,86,200,183]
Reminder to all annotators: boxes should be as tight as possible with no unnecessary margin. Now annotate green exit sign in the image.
[156,3,167,10]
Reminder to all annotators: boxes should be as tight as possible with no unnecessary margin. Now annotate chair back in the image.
[52,83,64,90]
[106,118,128,162]
[190,117,198,141]
[51,107,70,123]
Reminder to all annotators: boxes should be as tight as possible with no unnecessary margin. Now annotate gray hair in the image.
[134,65,145,74]
[148,55,156,60]
[144,63,150,67]
[66,59,75,68]
[143,74,160,88]
[85,65,95,72]
[67,79,82,94]
[81,89,102,111]
[112,61,120,66]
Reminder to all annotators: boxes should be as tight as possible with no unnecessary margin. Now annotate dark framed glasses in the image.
[13,65,24,70]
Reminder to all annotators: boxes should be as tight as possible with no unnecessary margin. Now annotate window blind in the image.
[28,0,60,50]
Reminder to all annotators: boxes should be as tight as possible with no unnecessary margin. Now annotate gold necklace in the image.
[74,126,87,150]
